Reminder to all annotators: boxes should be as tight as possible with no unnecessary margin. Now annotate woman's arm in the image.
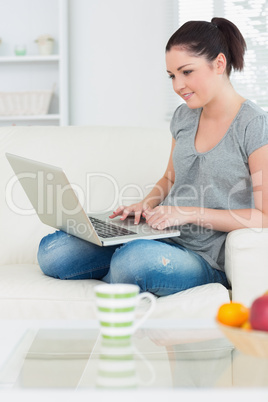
[145,145,268,231]
[142,139,176,208]
[110,138,176,224]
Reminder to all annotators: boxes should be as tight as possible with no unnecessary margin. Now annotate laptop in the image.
[6,153,180,246]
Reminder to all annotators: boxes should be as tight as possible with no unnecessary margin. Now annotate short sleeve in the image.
[169,103,199,140]
[244,114,268,157]
[170,104,184,140]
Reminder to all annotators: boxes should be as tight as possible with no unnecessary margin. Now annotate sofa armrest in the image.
[225,228,268,307]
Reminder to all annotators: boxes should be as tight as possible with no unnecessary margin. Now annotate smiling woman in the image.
[165,49,228,109]
[37,17,268,298]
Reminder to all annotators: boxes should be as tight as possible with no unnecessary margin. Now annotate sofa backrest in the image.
[0,125,171,265]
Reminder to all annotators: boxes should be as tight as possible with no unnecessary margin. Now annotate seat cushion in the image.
[0,264,230,319]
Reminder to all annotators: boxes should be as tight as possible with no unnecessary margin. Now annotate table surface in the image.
[0,319,268,395]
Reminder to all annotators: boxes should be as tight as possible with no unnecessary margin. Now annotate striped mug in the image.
[94,284,156,339]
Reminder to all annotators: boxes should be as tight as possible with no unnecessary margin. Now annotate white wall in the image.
[0,0,178,128]
[69,0,177,128]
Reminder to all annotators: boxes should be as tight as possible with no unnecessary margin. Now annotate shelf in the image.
[0,114,60,121]
[0,55,60,63]
[0,0,69,126]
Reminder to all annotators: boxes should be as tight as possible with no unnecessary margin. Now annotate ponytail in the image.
[166,17,247,76]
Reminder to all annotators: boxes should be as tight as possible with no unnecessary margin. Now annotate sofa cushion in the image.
[0,264,230,319]
[225,228,268,306]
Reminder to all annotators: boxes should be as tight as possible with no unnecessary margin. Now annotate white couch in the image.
[1,125,267,320]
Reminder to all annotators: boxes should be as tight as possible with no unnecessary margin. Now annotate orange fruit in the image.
[216,302,249,327]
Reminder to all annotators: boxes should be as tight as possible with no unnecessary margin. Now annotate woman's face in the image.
[166,47,222,109]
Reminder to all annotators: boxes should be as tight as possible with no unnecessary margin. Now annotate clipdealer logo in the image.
[5,171,157,217]
[6,170,263,232]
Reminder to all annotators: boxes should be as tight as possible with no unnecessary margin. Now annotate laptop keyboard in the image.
[89,216,136,238]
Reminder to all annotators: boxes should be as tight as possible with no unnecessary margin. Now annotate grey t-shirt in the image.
[162,100,268,271]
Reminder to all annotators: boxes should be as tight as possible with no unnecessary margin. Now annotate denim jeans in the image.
[37,231,229,297]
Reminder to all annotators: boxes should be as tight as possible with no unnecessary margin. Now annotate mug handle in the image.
[132,292,156,333]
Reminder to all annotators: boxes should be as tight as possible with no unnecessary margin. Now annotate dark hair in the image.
[165,17,247,76]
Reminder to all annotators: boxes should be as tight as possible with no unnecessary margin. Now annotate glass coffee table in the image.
[0,319,268,400]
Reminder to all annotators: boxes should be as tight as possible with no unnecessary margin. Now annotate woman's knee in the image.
[37,231,70,278]
[108,240,157,288]
[38,230,115,280]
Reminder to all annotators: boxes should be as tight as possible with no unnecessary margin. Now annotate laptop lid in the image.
[6,153,180,246]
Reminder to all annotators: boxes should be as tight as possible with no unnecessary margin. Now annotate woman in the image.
[38,17,268,296]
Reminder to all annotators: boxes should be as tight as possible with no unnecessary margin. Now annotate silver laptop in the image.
[6,153,180,246]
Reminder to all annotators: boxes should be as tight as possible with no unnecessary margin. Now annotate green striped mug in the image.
[94,284,156,339]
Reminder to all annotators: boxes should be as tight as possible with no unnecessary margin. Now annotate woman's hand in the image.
[144,205,194,230]
[109,202,152,225]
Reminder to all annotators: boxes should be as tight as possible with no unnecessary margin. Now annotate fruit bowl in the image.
[217,321,268,358]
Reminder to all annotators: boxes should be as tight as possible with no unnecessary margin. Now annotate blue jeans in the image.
[37,231,229,297]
